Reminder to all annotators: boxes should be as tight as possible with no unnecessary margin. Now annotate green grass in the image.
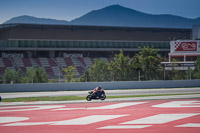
[2,96,85,102]
[1,93,200,102]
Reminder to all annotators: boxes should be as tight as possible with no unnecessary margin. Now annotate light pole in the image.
[163,66,165,80]
[31,71,33,84]
[31,68,33,83]
[138,70,140,81]
[58,73,60,83]
[3,75,5,84]
[188,67,191,80]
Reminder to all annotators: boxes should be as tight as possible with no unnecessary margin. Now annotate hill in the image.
[70,5,200,28]
[4,5,200,28]
[4,15,69,25]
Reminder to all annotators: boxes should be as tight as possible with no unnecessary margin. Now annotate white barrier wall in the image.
[0,80,200,92]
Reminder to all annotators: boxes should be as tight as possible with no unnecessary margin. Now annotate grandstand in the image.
[0,23,191,78]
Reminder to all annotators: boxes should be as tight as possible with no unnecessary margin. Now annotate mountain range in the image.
[3,5,200,28]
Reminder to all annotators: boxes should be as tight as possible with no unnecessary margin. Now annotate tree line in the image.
[0,67,48,84]
[80,47,160,82]
[68,47,200,82]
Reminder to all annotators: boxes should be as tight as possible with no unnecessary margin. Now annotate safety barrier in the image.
[0,80,200,92]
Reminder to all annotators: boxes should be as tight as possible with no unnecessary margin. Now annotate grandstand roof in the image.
[0,23,191,41]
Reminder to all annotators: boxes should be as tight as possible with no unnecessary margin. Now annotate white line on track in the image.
[152,100,200,108]
[2,115,128,126]
[0,117,29,124]
[0,105,65,112]
[98,125,152,129]
[175,123,200,127]
[51,115,128,125]
[3,122,54,126]
[54,102,148,111]
[121,113,200,124]
[88,102,147,109]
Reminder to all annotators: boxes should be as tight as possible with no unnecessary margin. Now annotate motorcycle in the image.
[86,90,106,101]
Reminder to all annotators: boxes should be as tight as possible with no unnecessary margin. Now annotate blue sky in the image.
[0,0,200,24]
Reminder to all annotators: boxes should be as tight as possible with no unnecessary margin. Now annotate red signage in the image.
[175,41,197,51]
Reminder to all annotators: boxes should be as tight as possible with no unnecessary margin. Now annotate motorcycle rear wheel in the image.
[86,95,92,101]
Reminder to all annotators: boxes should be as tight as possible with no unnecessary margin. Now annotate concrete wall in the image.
[0,80,200,92]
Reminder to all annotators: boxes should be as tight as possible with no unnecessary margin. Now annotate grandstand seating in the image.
[6,67,16,71]
[99,57,109,63]
[56,58,67,67]
[64,57,73,66]
[52,66,62,76]
[48,58,57,66]
[77,57,86,66]
[44,66,54,77]
[13,58,24,67]
[0,67,6,75]
[71,57,80,67]
[19,67,26,73]
[22,58,32,67]
[76,66,84,75]
[32,58,42,66]
[71,57,83,76]
[83,57,93,68]
[0,58,4,67]
[0,56,111,78]
[2,58,13,67]
[0,58,13,75]
[39,58,50,67]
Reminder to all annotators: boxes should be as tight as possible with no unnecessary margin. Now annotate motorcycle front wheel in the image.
[100,95,106,100]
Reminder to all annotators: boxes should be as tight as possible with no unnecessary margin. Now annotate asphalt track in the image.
[1,87,200,99]
[0,98,200,133]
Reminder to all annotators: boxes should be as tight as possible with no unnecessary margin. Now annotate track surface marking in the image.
[0,99,200,133]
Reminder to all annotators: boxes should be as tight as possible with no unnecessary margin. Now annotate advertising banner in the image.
[170,40,200,53]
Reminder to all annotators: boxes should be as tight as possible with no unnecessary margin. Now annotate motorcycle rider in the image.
[92,86,103,98]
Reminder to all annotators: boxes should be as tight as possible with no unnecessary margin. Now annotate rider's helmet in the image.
[98,86,102,90]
